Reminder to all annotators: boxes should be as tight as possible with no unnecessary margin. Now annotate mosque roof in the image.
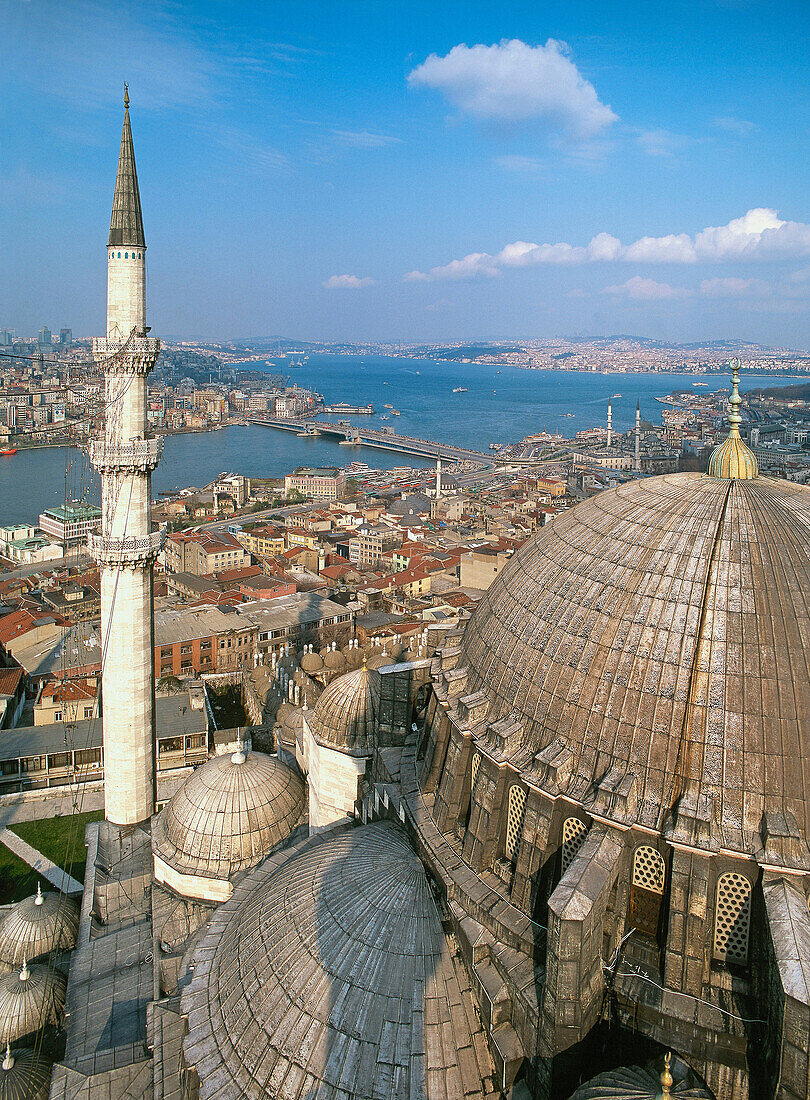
[0,1045,53,1100]
[0,887,79,968]
[459,471,810,865]
[108,87,145,249]
[308,664,379,756]
[181,822,497,1099]
[0,962,66,1044]
[152,750,305,885]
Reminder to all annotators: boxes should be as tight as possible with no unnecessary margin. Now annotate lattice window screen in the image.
[471,752,481,790]
[632,846,665,894]
[713,872,752,964]
[505,785,527,862]
[561,817,588,875]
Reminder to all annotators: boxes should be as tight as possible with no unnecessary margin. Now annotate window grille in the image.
[632,846,665,894]
[714,872,752,964]
[505,785,527,862]
[471,752,481,790]
[561,817,588,875]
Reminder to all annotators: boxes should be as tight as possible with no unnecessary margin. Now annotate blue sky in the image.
[2,0,810,346]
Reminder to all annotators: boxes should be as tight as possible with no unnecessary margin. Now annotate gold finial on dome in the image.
[707,358,758,480]
[124,82,129,109]
[660,1052,674,1098]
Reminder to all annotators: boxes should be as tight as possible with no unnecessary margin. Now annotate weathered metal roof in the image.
[0,887,79,967]
[152,750,305,882]
[308,665,379,757]
[108,91,145,249]
[461,472,810,865]
[0,1046,53,1100]
[0,962,66,1044]
[181,822,498,1099]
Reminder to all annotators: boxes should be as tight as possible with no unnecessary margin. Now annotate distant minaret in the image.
[634,401,641,471]
[436,458,442,500]
[606,402,612,449]
[90,86,164,826]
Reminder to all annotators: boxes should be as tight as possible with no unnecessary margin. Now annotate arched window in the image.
[561,816,588,875]
[505,785,527,862]
[124,252,128,259]
[629,845,666,936]
[118,252,121,258]
[714,872,752,964]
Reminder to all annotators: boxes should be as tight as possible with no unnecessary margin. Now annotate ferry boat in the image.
[612,393,622,398]
[0,448,18,456]
[692,382,709,387]
[391,409,401,416]
[452,387,468,393]
[383,404,394,409]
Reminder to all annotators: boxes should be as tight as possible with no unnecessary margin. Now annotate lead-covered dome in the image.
[152,750,305,897]
[0,963,66,1044]
[0,887,79,968]
[0,1045,53,1100]
[181,822,496,1100]
[460,473,810,864]
[308,664,379,756]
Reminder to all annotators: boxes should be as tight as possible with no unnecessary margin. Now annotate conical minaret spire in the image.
[708,359,758,479]
[634,400,641,471]
[108,84,145,250]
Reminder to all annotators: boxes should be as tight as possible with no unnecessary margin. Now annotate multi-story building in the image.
[348,525,400,567]
[39,503,102,546]
[164,530,251,577]
[285,466,346,502]
[233,524,286,559]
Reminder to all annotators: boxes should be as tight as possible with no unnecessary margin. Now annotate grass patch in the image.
[4,809,104,902]
[0,844,41,905]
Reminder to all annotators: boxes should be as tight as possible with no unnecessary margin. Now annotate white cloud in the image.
[331,130,403,148]
[603,277,691,301]
[322,274,376,289]
[403,208,810,281]
[713,116,758,135]
[407,38,617,140]
[495,154,546,174]
[699,277,770,299]
[634,128,692,157]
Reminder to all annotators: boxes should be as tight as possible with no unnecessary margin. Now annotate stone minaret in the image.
[90,87,164,826]
[634,400,641,471]
[435,458,442,500]
[606,401,612,448]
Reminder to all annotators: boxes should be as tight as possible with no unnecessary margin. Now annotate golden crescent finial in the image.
[124,82,130,109]
[660,1052,674,1098]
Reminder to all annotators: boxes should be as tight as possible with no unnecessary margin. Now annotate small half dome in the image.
[0,888,79,968]
[0,1045,53,1100]
[308,665,379,757]
[0,963,66,1044]
[153,750,305,899]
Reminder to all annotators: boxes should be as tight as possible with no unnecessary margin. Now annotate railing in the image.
[88,526,166,566]
[89,435,164,471]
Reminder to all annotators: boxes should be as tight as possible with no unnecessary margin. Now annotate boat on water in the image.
[380,416,389,421]
[692,382,709,387]
[452,387,468,393]
[612,393,622,398]
[0,448,17,456]
[391,409,401,416]
[383,404,394,409]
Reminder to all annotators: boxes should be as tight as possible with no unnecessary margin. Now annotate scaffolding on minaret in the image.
[634,401,641,472]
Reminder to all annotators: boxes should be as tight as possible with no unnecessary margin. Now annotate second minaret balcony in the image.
[90,435,163,473]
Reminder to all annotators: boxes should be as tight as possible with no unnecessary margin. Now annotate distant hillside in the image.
[748,381,810,400]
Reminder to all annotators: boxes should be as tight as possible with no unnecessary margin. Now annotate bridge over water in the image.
[247,416,492,464]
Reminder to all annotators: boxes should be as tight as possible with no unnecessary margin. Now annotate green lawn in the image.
[0,809,103,904]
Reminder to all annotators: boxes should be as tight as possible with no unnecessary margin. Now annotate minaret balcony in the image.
[88,526,166,567]
[90,435,163,472]
[92,336,161,374]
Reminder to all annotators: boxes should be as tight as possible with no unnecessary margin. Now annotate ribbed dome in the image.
[708,360,759,481]
[0,888,79,967]
[300,649,323,674]
[153,751,305,886]
[322,647,347,672]
[342,643,364,670]
[181,823,496,1100]
[0,963,66,1044]
[567,1061,711,1099]
[460,473,810,864]
[0,1046,53,1100]
[308,665,379,756]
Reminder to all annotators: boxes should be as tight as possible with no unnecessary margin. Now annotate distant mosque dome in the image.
[152,750,305,900]
[180,823,497,1100]
[0,962,66,1044]
[0,1045,53,1100]
[300,645,323,674]
[308,664,379,757]
[459,471,810,863]
[0,887,79,969]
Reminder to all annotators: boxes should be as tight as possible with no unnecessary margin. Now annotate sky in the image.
[2,0,810,347]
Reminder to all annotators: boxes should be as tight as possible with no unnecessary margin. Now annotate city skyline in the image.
[2,0,810,345]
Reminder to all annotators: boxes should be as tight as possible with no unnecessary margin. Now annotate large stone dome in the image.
[152,750,305,899]
[181,822,496,1099]
[460,473,810,864]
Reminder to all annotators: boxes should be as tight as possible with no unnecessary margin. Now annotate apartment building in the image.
[285,467,346,502]
[164,530,251,577]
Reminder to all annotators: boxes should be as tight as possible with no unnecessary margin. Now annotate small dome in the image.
[275,701,295,725]
[567,1055,712,1099]
[300,649,323,674]
[0,963,66,1044]
[308,665,379,756]
[0,1045,53,1100]
[323,647,347,672]
[365,650,393,670]
[181,823,496,1100]
[153,751,305,887]
[282,707,305,736]
[0,887,79,967]
[707,361,758,481]
[342,643,364,670]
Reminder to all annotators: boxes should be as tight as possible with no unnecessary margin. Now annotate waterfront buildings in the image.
[38,503,101,546]
[285,465,347,501]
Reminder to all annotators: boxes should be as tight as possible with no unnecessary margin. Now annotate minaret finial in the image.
[707,358,758,480]
[1,1043,13,1071]
[660,1052,673,1098]
[124,82,129,109]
